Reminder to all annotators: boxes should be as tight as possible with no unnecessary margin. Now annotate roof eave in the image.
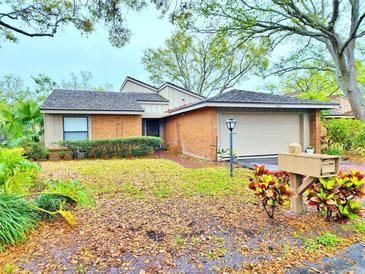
[41,109,144,115]
[168,102,340,115]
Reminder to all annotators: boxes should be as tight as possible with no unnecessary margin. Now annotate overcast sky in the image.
[0,5,266,92]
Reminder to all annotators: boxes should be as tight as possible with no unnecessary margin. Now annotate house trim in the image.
[168,102,340,115]
[42,110,143,115]
[120,76,158,92]
[159,83,206,100]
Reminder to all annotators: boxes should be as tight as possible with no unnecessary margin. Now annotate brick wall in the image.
[164,107,217,160]
[91,115,142,139]
[309,109,321,153]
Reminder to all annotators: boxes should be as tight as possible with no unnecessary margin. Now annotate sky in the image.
[0,5,265,93]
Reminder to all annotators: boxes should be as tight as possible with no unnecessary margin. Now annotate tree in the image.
[0,0,146,47]
[31,74,57,101]
[61,71,114,91]
[0,75,31,103]
[142,32,268,96]
[166,1,365,120]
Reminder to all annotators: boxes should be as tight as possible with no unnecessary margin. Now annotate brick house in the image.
[41,76,338,160]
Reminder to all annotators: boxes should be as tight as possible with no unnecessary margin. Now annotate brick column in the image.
[309,109,321,153]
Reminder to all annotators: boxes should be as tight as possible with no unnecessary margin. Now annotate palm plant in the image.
[0,100,43,146]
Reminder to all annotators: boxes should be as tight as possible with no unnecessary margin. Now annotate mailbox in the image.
[278,143,341,214]
[278,153,340,178]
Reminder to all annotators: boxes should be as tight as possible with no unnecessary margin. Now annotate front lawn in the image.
[0,158,363,273]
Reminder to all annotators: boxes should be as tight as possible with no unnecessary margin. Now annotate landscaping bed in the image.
[0,159,364,273]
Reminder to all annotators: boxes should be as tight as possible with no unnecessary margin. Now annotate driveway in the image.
[235,156,365,172]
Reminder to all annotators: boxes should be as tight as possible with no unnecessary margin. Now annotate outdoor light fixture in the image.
[225,118,237,131]
[225,118,237,177]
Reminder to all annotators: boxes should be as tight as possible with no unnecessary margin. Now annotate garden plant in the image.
[249,165,291,218]
[0,148,94,250]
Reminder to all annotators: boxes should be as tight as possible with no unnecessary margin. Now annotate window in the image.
[63,117,88,141]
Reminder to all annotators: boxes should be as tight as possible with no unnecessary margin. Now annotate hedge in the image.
[60,136,162,159]
[322,119,365,156]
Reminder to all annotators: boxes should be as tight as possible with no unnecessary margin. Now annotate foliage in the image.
[45,179,95,208]
[0,100,43,146]
[307,169,365,223]
[21,141,49,161]
[0,148,40,194]
[0,194,37,251]
[216,148,238,161]
[322,119,365,155]
[249,165,291,218]
[166,0,365,120]
[303,233,342,251]
[0,1,147,47]
[0,75,30,104]
[34,194,72,221]
[57,150,66,159]
[143,31,268,97]
[322,143,345,156]
[61,137,162,159]
[61,71,114,91]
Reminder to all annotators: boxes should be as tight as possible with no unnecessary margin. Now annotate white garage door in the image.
[219,113,303,157]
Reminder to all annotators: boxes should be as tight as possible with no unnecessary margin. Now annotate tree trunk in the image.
[327,42,365,121]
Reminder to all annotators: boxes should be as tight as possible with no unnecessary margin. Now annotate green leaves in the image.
[61,136,162,159]
[307,169,365,223]
[0,194,37,251]
[0,148,40,194]
[46,179,95,208]
[142,31,269,97]
[249,165,291,218]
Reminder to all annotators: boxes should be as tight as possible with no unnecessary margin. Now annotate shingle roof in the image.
[168,89,338,113]
[208,89,336,105]
[40,89,168,112]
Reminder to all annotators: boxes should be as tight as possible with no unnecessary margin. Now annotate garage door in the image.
[219,113,302,157]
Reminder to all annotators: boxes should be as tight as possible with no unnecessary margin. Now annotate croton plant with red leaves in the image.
[249,165,291,218]
[307,169,365,223]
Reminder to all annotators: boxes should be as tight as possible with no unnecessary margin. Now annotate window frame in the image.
[63,116,89,141]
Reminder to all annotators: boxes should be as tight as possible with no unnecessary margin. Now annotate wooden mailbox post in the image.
[278,143,340,214]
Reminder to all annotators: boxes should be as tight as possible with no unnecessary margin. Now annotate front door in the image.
[146,119,160,137]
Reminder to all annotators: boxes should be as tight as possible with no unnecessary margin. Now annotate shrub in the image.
[249,165,291,218]
[21,141,49,161]
[0,148,40,194]
[60,136,162,159]
[57,150,66,159]
[323,119,365,153]
[307,169,365,223]
[34,194,73,221]
[0,194,37,251]
[322,143,345,156]
[131,145,152,157]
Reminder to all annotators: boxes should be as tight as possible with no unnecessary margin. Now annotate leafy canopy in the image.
[0,0,147,47]
[143,32,269,97]
[162,0,365,120]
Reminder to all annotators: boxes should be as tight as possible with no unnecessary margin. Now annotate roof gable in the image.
[120,76,158,93]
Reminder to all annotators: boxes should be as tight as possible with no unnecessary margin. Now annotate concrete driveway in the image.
[235,156,365,172]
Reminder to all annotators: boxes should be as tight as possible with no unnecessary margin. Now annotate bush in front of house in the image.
[0,194,38,251]
[20,140,49,161]
[60,136,162,159]
[322,119,365,156]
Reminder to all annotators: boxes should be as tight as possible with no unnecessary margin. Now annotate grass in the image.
[203,247,228,259]
[303,232,343,251]
[42,159,250,199]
